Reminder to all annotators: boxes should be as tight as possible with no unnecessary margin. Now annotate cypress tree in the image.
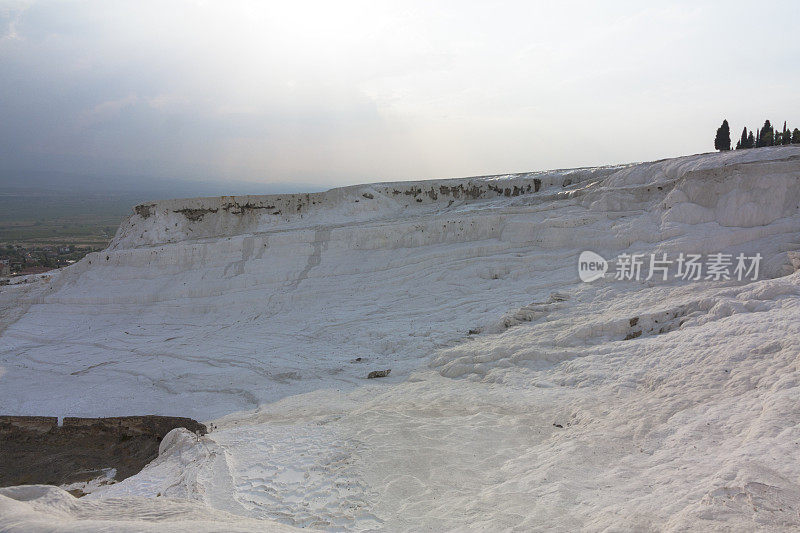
[782,122,791,145]
[758,120,774,147]
[793,128,800,144]
[737,127,748,150]
[747,131,755,148]
[714,119,731,151]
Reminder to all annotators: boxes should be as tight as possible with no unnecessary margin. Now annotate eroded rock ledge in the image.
[0,415,206,491]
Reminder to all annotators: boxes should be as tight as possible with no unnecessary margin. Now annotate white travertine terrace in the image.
[2,146,800,531]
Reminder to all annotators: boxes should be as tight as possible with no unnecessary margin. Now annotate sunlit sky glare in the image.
[1,0,798,186]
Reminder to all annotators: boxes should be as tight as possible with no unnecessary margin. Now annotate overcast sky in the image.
[1,0,798,187]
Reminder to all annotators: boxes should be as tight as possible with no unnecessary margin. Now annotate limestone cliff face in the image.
[110,167,620,249]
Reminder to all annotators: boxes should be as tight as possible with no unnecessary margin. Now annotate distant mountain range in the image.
[0,170,328,231]
[0,169,325,199]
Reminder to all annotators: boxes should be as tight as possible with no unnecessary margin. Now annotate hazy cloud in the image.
[0,0,798,186]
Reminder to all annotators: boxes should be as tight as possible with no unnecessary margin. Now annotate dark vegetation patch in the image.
[173,208,219,221]
[134,204,155,219]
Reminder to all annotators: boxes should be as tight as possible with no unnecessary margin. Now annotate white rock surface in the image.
[1,146,800,531]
